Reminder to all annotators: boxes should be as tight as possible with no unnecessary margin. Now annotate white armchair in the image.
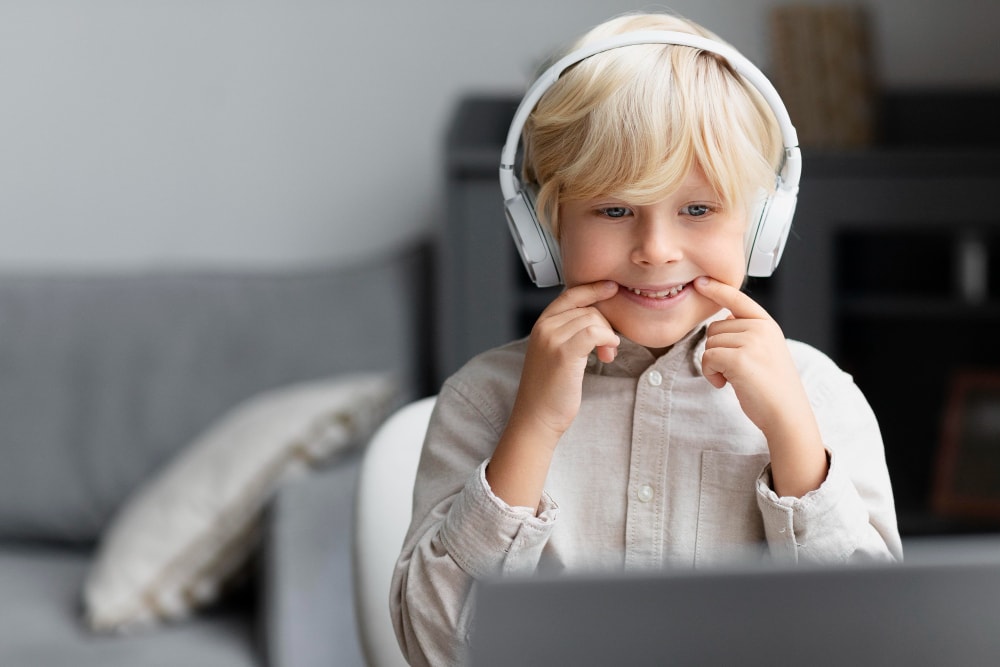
[353,396,437,667]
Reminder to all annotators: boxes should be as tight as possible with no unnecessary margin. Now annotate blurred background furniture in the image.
[0,244,431,667]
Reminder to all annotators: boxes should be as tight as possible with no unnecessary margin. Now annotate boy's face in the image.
[558,168,747,354]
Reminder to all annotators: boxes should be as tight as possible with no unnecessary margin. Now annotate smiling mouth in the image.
[624,282,689,299]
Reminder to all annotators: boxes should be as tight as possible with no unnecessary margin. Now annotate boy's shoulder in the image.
[461,337,530,374]
[786,337,831,361]
[785,337,854,386]
[442,337,529,400]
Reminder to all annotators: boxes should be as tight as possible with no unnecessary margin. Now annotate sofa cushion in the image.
[0,250,426,543]
[82,373,395,632]
[0,543,257,667]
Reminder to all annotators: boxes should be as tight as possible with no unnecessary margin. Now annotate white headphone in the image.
[499,30,803,287]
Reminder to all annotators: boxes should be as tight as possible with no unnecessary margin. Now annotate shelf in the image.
[896,510,1000,537]
[838,297,1000,320]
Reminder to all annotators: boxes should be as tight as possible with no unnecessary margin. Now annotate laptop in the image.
[470,536,1000,667]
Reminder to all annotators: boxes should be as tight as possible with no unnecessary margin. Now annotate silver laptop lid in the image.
[471,536,1000,667]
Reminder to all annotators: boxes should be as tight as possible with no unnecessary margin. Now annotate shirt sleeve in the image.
[390,378,558,667]
[441,461,558,576]
[754,345,903,564]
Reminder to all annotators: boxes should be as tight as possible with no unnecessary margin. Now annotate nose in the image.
[631,217,683,266]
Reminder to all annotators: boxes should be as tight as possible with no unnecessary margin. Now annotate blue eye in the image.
[599,206,631,219]
[682,204,712,217]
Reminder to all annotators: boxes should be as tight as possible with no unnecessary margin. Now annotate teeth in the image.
[629,284,685,299]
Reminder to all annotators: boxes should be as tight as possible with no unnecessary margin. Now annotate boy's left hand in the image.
[692,275,813,438]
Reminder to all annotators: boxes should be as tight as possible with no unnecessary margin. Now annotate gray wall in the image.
[2,0,997,271]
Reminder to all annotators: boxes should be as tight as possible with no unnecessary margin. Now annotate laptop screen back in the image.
[470,537,1000,667]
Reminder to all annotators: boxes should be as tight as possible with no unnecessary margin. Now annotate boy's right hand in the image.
[487,280,619,509]
[512,280,621,441]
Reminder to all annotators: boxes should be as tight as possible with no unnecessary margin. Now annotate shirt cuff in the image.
[756,449,867,564]
[438,460,558,579]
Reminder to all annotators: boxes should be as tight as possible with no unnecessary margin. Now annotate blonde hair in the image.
[522,12,784,236]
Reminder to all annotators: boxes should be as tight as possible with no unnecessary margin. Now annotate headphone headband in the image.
[499,29,802,286]
[499,30,801,201]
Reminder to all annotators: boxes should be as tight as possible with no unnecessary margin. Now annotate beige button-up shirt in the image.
[392,320,902,666]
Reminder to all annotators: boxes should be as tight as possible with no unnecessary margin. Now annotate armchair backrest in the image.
[354,396,436,667]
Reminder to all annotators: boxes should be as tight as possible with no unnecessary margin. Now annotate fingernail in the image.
[695,276,709,287]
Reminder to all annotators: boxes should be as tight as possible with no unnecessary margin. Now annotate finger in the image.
[596,341,620,363]
[534,285,621,363]
[536,307,620,358]
[707,316,777,343]
[540,304,615,340]
[554,310,619,345]
[692,276,770,320]
[703,331,746,350]
[700,348,730,389]
[701,347,741,388]
[703,370,728,389]
[559,324,620,364]
[544,280,619,315]
[705,317,756,340]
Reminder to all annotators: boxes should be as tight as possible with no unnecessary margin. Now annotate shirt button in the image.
[647,370,663,386]
[637,484,654,502]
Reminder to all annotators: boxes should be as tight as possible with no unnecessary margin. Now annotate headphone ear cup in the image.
[504,185,563,287]
[746,188,796,278]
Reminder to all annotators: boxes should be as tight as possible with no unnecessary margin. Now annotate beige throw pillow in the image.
[83,372,397,633]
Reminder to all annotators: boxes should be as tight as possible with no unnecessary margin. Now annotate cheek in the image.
[559,234,611,284]
[719,220,747,272]
[707,227,750,285]
[719,258,748,289]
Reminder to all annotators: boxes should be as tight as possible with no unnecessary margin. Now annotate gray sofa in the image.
[0,245,431,666]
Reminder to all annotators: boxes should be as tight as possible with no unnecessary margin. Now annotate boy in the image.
[392,11,901,666]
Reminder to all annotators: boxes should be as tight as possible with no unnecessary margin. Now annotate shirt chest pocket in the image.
[695,450,771,567]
